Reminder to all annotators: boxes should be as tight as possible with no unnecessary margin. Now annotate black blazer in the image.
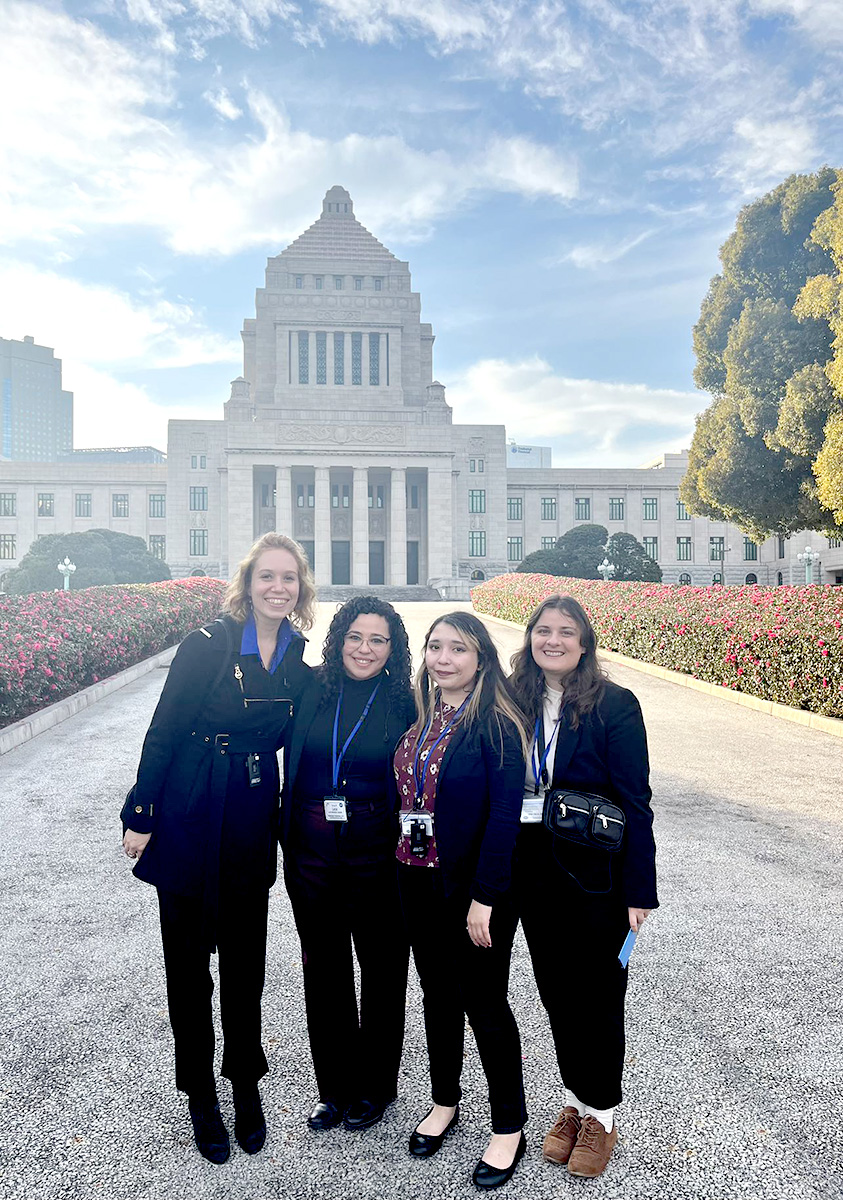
[547,680,658,910]
[280,671,415,850]
[423,709,524,907]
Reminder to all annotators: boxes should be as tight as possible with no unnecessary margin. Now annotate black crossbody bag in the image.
[542,789,626,853]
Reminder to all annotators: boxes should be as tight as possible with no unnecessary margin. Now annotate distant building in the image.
[508,441,552,468]
[59,446,166,464]
[0,336,73,461]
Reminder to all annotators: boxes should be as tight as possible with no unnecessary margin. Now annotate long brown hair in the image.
[509,594,606,729]
[412,611,531,759]
[223,532,316,631]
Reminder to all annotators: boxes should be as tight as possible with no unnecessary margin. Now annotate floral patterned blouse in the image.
[394,701,461,868]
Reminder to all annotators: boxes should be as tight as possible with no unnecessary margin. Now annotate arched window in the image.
[777,571,783,586]
[712,572,722,585]
[470,569,485,581]
[190,569,206,577]
[745,573,758,585]
[678,572,691,586]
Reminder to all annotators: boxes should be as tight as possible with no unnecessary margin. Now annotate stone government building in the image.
[1,186,841,592]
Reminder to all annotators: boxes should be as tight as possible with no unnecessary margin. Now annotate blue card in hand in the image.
[618,930,637,968]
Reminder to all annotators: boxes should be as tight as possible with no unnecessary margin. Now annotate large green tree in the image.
[605,532,663,582]
[682,167,843,536]
[4,529,170,594]
[516,524,661,582]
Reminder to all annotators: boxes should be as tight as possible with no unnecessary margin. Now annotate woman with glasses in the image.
[281,596,415,1133]
[395,611,531,1190]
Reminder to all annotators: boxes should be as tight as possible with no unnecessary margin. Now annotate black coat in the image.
[121,615,311,897]
[415,709,525,907]
[545,680,658,909]
[280,670,415,851]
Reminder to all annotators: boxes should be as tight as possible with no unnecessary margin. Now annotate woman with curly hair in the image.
[121,532,315,1165]
[281,596,415,1133]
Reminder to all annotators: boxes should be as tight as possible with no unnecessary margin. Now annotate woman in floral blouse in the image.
[394,611,530,1191]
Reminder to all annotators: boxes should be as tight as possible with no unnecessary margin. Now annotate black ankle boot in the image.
[188,1094,231,1164]
[232,1082,266,1155]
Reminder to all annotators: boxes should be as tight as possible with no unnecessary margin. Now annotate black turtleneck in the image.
[295,672,397,803]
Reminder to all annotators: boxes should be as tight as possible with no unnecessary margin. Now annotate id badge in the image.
[323,796,348,822]
[520,790,544,824]
[401,810,433,837]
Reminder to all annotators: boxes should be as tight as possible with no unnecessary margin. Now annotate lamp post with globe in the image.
[598,558,615,583]
[797,545,820,585]
[57,557,76,590]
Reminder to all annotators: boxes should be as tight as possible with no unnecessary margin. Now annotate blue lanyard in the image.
[331,681,381,793]
[532,713,562,795]
[412,697,469,807]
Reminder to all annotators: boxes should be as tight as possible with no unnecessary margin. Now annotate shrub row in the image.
[471,573,843,719]
[1,579,227,728]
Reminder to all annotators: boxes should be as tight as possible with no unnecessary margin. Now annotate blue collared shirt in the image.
[240,614,300,675]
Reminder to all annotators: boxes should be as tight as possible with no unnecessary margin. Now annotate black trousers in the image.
[284,809,409,1105]
[397,864,527,1134]
[157,886,270,1098]
[513,827,630,1110]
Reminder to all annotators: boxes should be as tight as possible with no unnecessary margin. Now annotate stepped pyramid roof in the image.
[280,186,399,263]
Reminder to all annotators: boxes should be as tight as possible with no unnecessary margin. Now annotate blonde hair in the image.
[223,532,317,631]
[412,611,531,760]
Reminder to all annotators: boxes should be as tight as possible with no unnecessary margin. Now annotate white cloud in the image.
[67,363,218,450]
[750,0,843,45]
[720,116,820,194]
[203,87,243,120]
[563,231,654,270]
[447,356,701,468]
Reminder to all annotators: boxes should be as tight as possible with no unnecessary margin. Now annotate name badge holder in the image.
[326,681,381,826]
[521,712,562,824]
[405,697,469,856]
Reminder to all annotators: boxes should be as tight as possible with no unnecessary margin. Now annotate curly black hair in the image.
[318,595,413,712]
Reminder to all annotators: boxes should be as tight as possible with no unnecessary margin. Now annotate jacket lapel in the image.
[551,718,582,786]
[286,680,321,792]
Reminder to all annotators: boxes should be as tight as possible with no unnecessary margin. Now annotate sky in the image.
[1,0,842,468]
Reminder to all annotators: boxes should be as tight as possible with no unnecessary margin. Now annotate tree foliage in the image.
[516,524,661,582]
[605,532,663,582]
[3,529,170,595]
[683,167,843,535]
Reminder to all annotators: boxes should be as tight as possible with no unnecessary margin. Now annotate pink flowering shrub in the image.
[472,573,843,719]
[0,578,226,727]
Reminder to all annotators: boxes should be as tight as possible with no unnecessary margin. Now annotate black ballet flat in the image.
[472,1131,527,1189]
[188,1098,231,1164]
[409,1106,459,1157]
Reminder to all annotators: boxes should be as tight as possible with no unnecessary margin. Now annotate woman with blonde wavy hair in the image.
[121,532,314,1165]
[394,611,531,1191]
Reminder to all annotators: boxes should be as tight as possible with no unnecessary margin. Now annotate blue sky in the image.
[1,0,841,466]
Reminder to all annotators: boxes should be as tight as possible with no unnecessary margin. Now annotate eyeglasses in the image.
[344,632,391,649]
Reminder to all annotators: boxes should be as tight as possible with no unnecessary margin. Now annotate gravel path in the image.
[1,601,841,1200]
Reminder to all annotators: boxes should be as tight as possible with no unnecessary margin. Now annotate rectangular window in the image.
[149,494,166,519]
[0,492,15,517]
[469,489,486,514]
[342,484,350,509]
[643,536,658,560]
[260,483,276,508]
[112,493,129,518]
[709,536,725,562]
[191,454,206,469]
[507,537,523,561]
[744,537,758,561]
[308,484,315,508]
[609,497,624,521]
[542,537,557,550]
[0,533,15,559]
[149,534,166,560]
[37,493,54,517]
[298,331,309,385]
[676,499,690,521]
[676,537,692,562]
[643,497,658,521]
[316,332,327,385]
[189,486,208,511]
[469,459,476,472]
[829,537,842,549]
[374,277,383,291]
[331,484,339,509]
[409,484,419,509]
[368,484,385,509]
[354,277,363,291]
[574,497,590,521]
[369,333,380,385]
[334,276,343,290]
[542,496,558,521]
[75,493,91,518]
[189,529,208,556]
[507,497,522,521]
[295,275,303,289]
[469,531,487,557]
[296,484,305,508]
[778,535,786,558]
[315,276,323,290]
[351,332,362,385]
[478,459,484,473]
[334,332,345,385]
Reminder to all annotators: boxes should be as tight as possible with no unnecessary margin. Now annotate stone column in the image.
[352,466,369,585]
[390,468,407,586]
[227,461,255,574]
[427,465,453,579]
[314,466,331,585]
[276,466,292,536]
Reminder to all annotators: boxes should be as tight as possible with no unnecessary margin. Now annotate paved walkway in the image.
[1,602,841,1200]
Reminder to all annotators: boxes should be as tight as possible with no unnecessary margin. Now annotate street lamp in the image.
[57,556,76,590]
[797,545,820,585]
[598,558,615,582]
[714,541,731,584]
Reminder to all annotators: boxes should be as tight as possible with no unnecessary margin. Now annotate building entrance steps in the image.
[315,584,442,602]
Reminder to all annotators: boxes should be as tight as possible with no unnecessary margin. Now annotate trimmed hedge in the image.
[1,578,227,728]
[471,573,843,719]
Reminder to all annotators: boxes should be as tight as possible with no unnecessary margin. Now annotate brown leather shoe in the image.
[542,1107,581,1164]
[567,1115,618,1178]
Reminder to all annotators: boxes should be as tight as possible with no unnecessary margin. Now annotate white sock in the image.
[564,1089,585,1116]
[584,1104,615,1133]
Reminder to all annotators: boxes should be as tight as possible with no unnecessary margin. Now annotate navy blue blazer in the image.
[421,708,525,907]
[546,679,658,910]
